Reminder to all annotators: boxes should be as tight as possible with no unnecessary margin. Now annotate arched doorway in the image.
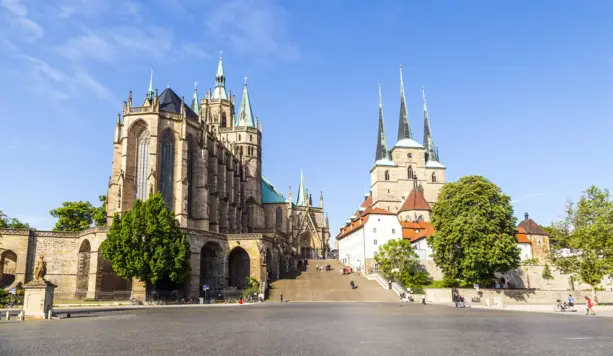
[76,240,91,299]
[299,231,315,259]
[200,242,223,292]
[228,247,250,289]
[265,248,273,281]
[0,250,17,286]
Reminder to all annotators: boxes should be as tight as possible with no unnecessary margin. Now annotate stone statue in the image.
[33,256,47,281]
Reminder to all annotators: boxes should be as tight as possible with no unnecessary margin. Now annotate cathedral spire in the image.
[375,83,391,162]
[236,77,255,127]
[146,68,154,102]
[191,81,200,115]
[296,167,308,206]
[397,65,412,141]
[422,86,440,162]
[211,51,228,100]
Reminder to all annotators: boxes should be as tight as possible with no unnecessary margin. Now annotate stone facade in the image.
[0,56,330,299]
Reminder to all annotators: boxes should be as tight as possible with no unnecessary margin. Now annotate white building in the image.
[337,205,402,273]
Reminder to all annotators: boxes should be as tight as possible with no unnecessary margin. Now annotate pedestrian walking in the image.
[585,296,596,315]
[421,295,426,305]
[280,293,284,303]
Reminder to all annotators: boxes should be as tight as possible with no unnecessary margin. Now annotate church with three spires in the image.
[336,66,446,268]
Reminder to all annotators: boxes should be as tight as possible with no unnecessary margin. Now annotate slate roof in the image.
[158,88,198,120]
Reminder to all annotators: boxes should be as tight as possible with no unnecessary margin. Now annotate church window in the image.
[159,130,175,210]
[135,129,150,201]
[221,112,227,128]
[238,134,241,141]
[187,139,196,217]
[373,239,378,245]
[250,135,253,142]
[431,172,437,183]
[275,207,283,227]
[408,166,413,179]
[407,153,412,158]
[384,170,390,181]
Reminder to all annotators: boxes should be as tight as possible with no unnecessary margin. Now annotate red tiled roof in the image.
[400,221,434,242]
[399,188,431,212]
[518,218,548,236]
[336,206,394,241]
[516,226,531,243]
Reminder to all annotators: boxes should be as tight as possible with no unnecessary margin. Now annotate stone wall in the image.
[425,287,613,305]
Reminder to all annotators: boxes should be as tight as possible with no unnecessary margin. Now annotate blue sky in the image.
[1,0,613,240]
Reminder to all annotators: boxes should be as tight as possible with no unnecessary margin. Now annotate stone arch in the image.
[227,247,250,289]
[75,239,91,299]
[200,241,224,292]
[159,129,176,210]
[265,248,273,280]
[0,250,17,285]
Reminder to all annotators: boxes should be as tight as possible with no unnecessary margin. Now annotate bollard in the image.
[4,311,9,321]
[19,311,24,321]
[47,310,53,320]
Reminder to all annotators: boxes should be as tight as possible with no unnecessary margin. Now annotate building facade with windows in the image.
[0,55,329,299]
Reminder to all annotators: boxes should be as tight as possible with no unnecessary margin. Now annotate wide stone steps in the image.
[268,259,397,302]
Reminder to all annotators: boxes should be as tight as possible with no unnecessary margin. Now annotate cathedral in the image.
[0,55,329,299]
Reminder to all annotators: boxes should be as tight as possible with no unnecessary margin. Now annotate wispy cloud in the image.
[204,0,300,60]
[512,192,549,204]
[1,0,44,41]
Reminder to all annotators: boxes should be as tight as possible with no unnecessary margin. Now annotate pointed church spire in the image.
[422,86,440,162]
[296,167,308,206]
[236,77,255,127]
[397,65,412,141]
[375,83,391,162]
[191,81,200,115]
[146,68,154,102]
[211,51,228,100]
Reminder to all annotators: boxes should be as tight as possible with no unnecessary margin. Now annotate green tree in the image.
[542,263,554,283]
[49,195,107,231]
[549,186,613,297]
[93,195,107,227]
[101,193,191,286]
[0,210,31,229]
[374,239,430,289]
[428,175,521,286]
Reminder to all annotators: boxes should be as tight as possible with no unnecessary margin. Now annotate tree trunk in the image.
[592,285,596,303]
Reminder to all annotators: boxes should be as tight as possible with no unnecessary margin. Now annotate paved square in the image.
[1,303,611,355]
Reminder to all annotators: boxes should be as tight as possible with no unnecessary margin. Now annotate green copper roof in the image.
[211,54,228,100]
[295,168,308,206]
[236,82,255,127]
[375,83,391,162]
[191,82,200,115]
[146,68,154,102]
[262,176,287,204]
[397,65,412,141]
[422,86,440,163]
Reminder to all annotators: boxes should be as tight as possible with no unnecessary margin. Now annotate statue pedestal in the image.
[23,280,56,320]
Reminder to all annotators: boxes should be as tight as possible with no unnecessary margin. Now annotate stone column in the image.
[188,251,201,298]
[86,252,100,299]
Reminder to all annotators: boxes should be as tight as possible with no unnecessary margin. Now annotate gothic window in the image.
[384,170,390,181]
[431,172,437,183]
[238,134,241,141]
[187,137,196,217]
[159,130,175,210]
[408,166,413,180]
[135,130,150,201]
[275,207,282,227]
[221,112,227,128]
[250,135,253,142]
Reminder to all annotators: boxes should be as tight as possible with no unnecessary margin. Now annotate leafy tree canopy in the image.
[428,175,521,286]
[49,195,107,232]
[374,239,430,289]
[101,193,191,285]
[0,210,31,229]
[549,186,613,291]
[542,263,554,281]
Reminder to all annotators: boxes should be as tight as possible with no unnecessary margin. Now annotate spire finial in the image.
[146,68,154,101]
[244,76,248,85]
[194,81,198,91]
[397,65,412,141]
[220,49,223,59]
[378,82,383,109]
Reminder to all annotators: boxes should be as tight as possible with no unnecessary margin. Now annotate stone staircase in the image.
[268,259,398,302]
